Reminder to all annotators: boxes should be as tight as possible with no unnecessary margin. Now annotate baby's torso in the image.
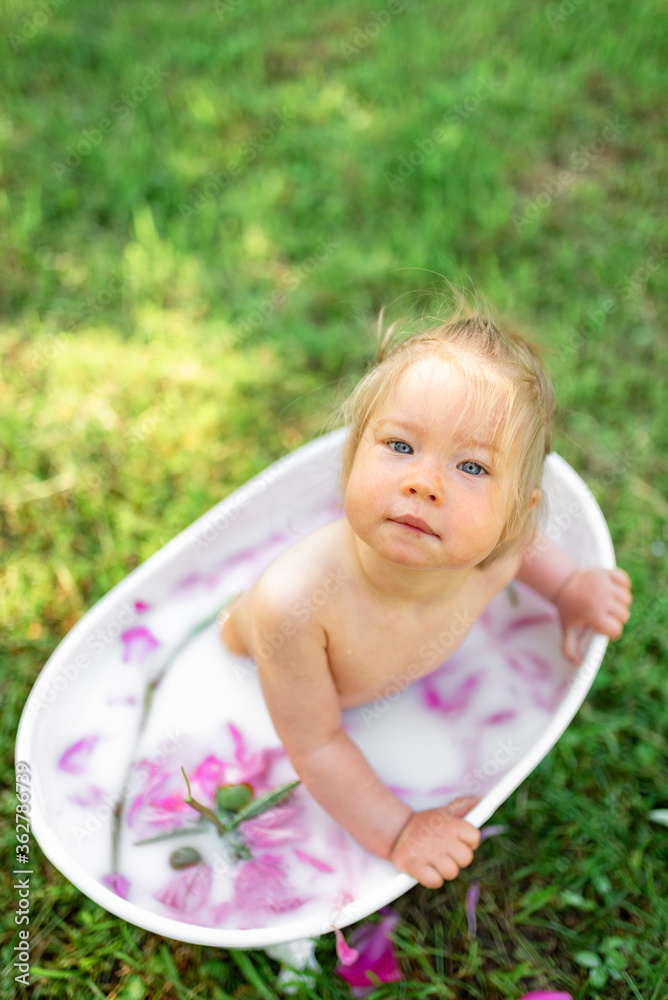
[223,518,522,709]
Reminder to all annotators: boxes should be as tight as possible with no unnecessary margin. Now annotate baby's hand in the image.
[555,567,632,665]
[390,796,481,888]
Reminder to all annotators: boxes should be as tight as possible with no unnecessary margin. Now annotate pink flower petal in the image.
[155,864,213,914]
[232,853,309,916]
[190,754,228,802]
[499,612,558,640]
[102,873,130,899]
[58,735,99,774]
[480,824,509,842]
[335,908,403,995]
[335,928,359,966]
[294,848,335,873]
[466,881,480,936]
[70,784,106,807]
[483,710,517,725]
[517,993,573,1000]
[126,763,177,829]
[121,626,161,664]
[240,805,307,847]
[422,671,485,719]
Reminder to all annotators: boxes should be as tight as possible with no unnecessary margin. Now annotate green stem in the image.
[133,825,208,847]
[111,593,239,872]
[180,767,229,836]
[220,780,301,834]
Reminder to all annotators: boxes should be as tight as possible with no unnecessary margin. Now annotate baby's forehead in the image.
[374,355,510,441]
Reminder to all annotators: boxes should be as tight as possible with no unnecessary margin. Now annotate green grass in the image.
[1,0,667,996]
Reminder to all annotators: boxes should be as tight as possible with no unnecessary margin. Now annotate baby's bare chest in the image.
[320,584,494,710]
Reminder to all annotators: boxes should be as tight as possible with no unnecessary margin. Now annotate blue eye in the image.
[387,439,413,454]
[459,461,486,476]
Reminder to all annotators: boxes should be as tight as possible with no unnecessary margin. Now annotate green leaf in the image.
[648,808,668,827]
[605,950,627,972]
[574,950,602,968]
[601,935,627,953]
[560,889,596,911]
[515,884,559,920]
[221,780,301,833]
[216,783,253,812]
[592,873,612,895]
[589,965,608,988]
[230,838,253,860]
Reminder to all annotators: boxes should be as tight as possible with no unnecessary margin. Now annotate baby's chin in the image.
[354,523,467,570]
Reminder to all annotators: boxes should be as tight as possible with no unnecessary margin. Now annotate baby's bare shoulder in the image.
[250,519,350,633]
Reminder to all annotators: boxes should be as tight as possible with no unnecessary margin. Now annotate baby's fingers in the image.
[601,610,629,640]
[415,864,448,890]
[612,569,633,599]
[415,849,467,888]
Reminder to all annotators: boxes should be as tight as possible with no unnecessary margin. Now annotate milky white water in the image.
[19,432,608,937]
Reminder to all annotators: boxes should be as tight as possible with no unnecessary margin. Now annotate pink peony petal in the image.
[126,762,178,829]
[190,754,229,802]
[232,853,309,916]
[58,735,99,774]
[240,805,306,848]
[466,881,480,936]
[507,650,551,682]
[480,824,509,842]
[517,993,573,1000]
[155,864,213,914]
[335,928,359,966]
[499,612,557,640]
[102,873,130,899]
[483,710,517,725]
[121,626,161,664]
[335,908,403,995]
[70,784,107,807]
[422,671,485,719]
[294,848,335,873]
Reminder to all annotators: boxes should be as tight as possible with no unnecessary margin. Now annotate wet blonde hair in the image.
[327,285,556,570]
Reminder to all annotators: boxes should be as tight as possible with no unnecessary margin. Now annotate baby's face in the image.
[344,356,516,571]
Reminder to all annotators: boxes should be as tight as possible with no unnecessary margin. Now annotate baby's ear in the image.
[528,488,541,511]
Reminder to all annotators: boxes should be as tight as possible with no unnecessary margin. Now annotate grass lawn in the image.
[1,0,667,996]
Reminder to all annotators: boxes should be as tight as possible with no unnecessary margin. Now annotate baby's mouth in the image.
[389,515,439,537]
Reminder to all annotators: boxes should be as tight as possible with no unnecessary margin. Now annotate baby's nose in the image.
[408,485,439,501]
[405,469,443,501]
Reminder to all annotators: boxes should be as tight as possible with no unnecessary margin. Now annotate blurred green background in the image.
[1,0,667,997]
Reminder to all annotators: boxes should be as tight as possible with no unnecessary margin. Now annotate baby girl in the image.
[220,304,632,889]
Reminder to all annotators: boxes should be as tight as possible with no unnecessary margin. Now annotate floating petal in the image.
[121,626,161,664]
[232,853,309,915]
[155,864,213,914]
[102,873,130,899]
[294,848,335,873]
[58,735,99,774]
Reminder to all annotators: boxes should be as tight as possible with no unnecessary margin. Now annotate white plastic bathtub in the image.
[15,426,614,952]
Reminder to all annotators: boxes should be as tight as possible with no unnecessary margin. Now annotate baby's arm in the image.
[515,533,632,664]
[250,580,480,888]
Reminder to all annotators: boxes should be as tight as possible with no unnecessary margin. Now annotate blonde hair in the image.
[327,286,556,570]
